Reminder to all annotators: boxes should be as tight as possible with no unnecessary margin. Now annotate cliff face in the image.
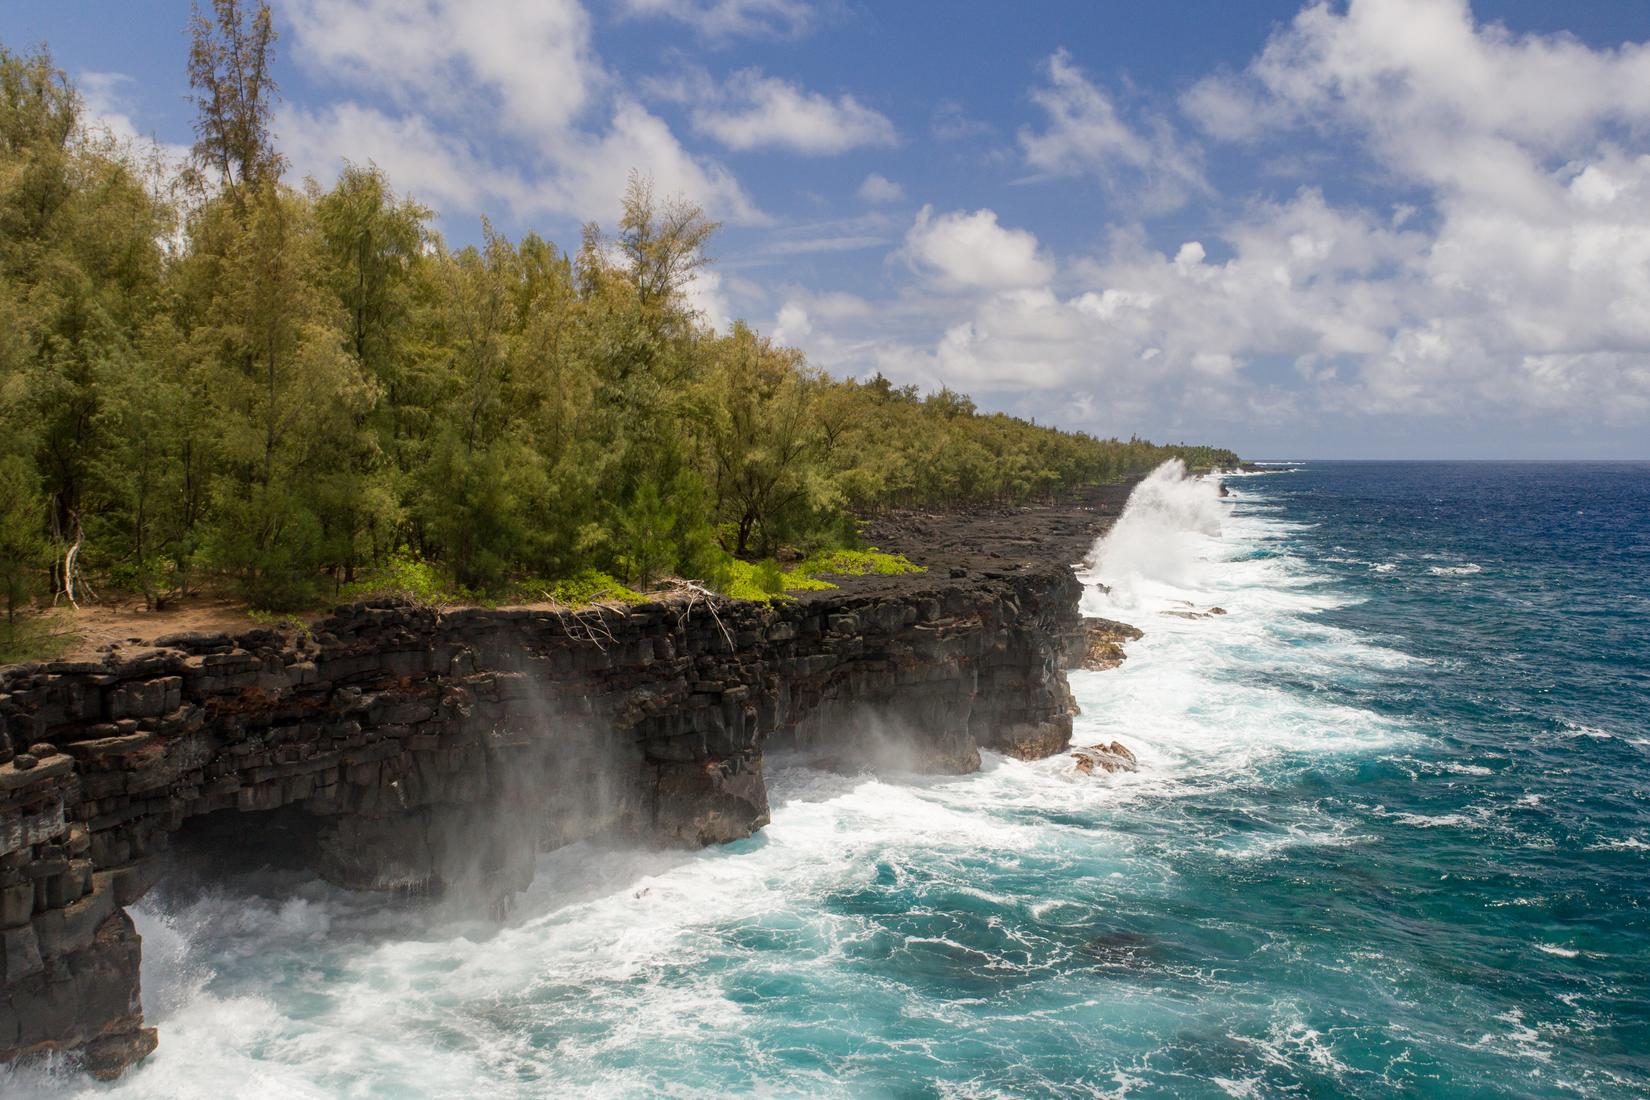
[0,486,1126,1079]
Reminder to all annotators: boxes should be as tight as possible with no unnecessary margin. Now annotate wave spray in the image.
[1081,459,1225,609]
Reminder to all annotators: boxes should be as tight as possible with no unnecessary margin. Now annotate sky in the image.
[4,0,1650,459]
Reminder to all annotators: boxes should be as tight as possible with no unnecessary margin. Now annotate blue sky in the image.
[5,0,1649,459]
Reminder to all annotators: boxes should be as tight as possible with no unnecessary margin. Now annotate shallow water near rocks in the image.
[10,461,1649,1098]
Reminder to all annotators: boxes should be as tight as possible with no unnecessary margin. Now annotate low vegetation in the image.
[532,570,647,609]
[0,611,76,665]
[796,549,925,578]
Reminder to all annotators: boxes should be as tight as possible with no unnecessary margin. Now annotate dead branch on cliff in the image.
[666,579,734,650]
[541,598,621,651]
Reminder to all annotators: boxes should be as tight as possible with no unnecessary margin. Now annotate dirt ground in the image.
[11,593,311,663]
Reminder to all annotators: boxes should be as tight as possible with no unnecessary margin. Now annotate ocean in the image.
[11,460,1650,1098]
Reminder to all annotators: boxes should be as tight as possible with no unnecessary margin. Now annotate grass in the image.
[246,608,311,632]
[794,548,926,578]
[718,558,802,602]
[0,610,80,665]
[330,551,646,613]
[322,545,924,614]
[715,547,925,603]
[529,569,646,608]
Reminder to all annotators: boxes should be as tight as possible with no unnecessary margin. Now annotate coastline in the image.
[0,483,1136,1079]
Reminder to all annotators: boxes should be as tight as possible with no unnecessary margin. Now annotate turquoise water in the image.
[12,461,1650,1098]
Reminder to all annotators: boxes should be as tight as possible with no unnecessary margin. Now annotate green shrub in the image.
[776,567,836,592]
[794,548,926,578]
[246,609,310,632]
[707,547,924,603]
[716,557,789,602]
[534,569,645,608]
[339,548,470,606]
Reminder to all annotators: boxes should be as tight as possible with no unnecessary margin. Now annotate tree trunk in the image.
[61,516,83,609]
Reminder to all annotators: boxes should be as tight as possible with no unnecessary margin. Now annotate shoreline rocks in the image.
[0,484,1134,1080]
[1161,603,1226,620]
[1079,618,1145,672]
[1071,741,1138,775]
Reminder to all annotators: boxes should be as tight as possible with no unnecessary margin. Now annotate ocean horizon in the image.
[6,1,1650,1091]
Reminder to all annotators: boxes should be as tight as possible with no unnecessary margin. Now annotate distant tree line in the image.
[0,2,1237,619]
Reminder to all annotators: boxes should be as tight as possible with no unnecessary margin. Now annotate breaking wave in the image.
[11,461,1649,1099]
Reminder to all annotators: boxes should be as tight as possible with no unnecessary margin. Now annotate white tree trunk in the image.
[61,519,82,610]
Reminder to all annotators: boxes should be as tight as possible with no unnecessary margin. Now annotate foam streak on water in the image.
[9,461,1649,1099]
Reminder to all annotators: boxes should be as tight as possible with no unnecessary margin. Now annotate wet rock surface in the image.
[1161,603,1227,620]
[1071,741,1139,775]
[1079,618,1146,673]
[0,484,1130,1078]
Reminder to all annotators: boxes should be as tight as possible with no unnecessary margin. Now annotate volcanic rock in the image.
[1079,618,1144,672]
[1071,741,1138,775]
[0,483,1136,1078]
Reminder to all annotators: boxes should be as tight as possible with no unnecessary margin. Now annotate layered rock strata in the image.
[0,485,1128,1078]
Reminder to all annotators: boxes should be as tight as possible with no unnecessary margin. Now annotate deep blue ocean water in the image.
[11,460,1650,1099]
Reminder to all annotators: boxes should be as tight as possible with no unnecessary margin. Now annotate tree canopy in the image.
[0,13,1237,626]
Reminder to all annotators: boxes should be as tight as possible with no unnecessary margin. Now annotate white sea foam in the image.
[1588,836,1650,852]
[1434,762,1494,777]
[1476,1007,1555,1064]
[1232,1010,1356,1078]
[1386,811,1476,829]
[1428,563,1482,576]
[1072,460,1406,784]
[21,762,1113,1099]
[8,461,1420,1099]
[1080,459,1226,608]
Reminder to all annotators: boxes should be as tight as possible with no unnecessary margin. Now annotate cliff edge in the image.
[0,484,1128,1079]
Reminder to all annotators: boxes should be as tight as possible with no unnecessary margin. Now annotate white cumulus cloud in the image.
[1173,0,1650,419]
[901,206,1054,290]
[798,1,1650,444]
[857,173,905,203]
[273,0,760,224]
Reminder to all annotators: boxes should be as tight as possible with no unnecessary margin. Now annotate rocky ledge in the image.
[0,485,1129,1079]
[1079,618,1146,673]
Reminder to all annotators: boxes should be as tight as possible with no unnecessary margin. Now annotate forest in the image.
[0,1,1237,644]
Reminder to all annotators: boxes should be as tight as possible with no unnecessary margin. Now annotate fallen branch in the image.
[541,595,621,651]
[667,579,734,650]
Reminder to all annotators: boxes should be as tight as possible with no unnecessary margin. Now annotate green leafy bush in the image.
[246,609,310,632]
[794,548,926,578]
[707,547,923,603]
[777,568,836,592]
[715,558,790,602]
[534,569,645,608]
[339,548,470,606]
